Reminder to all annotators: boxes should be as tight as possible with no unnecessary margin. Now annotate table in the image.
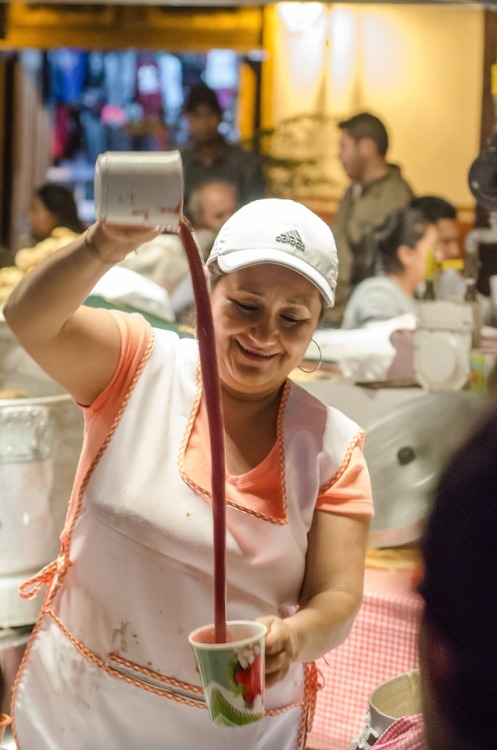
[306,569,422,750]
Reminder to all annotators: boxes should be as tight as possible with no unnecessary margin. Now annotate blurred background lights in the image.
[277,2,326,34]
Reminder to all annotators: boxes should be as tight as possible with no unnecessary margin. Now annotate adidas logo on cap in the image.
[275,230,305,252]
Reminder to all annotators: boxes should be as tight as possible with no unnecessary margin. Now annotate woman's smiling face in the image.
[210,263,322,399]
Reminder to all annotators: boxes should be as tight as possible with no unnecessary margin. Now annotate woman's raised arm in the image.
[3,222,164,406]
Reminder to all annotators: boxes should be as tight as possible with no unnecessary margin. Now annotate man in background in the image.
[181,83,265,209]
[186,178,239,243]
[329,112,414,324]
[169,179,240,321]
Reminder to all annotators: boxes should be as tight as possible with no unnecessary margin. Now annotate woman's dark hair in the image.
[410,195,457,222]
[418,407,497,748]
[360,207,430,276]
[36,183,86,234]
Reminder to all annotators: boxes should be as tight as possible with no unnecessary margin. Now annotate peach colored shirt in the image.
[186,397,373,519]
[85,312,372,522]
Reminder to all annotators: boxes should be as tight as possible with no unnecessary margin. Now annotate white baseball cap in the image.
[207,198,338,308]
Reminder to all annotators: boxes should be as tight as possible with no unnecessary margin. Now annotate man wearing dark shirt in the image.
[181,83,266,210]
[328,112,414,325]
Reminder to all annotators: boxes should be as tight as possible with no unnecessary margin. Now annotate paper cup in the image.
[94,150,183,229]
[189,620,266,727]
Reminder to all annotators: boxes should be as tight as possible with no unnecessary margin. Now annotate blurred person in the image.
[169,179,240,321]
[341,208,437,329]
[13,184,87,278]
[410,195,467,302]
[330,112,414,325]
[370,404,497,750]
[187,178,239,240]
[181,83,266,208]
[29,182,86,244]
[409,196,461,263]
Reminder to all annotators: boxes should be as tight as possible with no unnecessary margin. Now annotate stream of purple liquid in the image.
[179,219,227,644]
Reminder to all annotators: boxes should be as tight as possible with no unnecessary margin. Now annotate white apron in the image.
[11,327,362,750]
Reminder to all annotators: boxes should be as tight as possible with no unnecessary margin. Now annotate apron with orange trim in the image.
[12,328,362,750]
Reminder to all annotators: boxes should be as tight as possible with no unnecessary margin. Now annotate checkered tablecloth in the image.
[306,588,422,750]
[368,715,426,749]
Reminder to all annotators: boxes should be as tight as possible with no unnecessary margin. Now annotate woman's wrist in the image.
[279,616,302,664]
[84,229,123,266]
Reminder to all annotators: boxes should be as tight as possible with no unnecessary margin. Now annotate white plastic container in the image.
[414,299,473,391]
[94,150,183,229]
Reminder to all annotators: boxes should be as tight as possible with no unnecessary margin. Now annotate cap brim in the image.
[210,248,335,308]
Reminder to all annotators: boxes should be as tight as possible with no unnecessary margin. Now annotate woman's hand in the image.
[86,221,167,265]
[256,615,299,688]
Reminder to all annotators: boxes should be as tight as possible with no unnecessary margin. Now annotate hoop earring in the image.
[298,339,322,374]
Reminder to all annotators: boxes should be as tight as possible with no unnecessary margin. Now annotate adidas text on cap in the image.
[207,199,338,308]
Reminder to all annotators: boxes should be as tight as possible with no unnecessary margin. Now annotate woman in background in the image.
[341,208,438,330]
[13,183,88,277]
[29,182,86,243]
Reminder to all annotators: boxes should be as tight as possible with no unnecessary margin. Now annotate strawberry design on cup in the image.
[228,643,263,709]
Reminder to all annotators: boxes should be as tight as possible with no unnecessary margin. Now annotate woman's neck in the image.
[221,383,284,418]
[220,384,285,475]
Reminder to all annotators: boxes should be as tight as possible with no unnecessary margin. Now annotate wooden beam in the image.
[1,4,264,53]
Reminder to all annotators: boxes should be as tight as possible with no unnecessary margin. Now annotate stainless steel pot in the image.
[0,319,83,626]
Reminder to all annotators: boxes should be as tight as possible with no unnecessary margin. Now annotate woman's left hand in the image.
[255,512,372,689]
[256,615,299,688]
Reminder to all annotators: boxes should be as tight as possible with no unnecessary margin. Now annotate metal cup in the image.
[94,150,183,230]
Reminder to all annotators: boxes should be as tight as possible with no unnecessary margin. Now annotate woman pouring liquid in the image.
[4,198,373,750]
